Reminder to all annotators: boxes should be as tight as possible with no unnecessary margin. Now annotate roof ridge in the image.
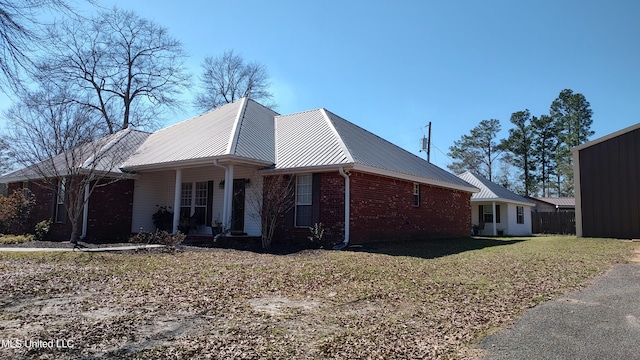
[321,109,354,163]
[226,98,248,155]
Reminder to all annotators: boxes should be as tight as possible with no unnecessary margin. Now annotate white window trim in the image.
[295,174,312,227]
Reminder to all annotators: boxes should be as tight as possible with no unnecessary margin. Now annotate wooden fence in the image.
[532,212,576,234]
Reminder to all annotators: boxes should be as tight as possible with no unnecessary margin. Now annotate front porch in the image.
[130,163,264,237]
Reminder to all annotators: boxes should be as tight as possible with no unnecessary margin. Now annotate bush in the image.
[0,234,34,244]
[130,230,185,250]
[0,191,35,234]
[34,219,52,241]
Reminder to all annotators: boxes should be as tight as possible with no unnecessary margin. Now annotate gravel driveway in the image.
[479,258,640,360]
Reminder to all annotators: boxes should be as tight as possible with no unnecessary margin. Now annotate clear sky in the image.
[4,0,640,170]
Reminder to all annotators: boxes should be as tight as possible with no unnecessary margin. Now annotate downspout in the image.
[80,182,90,240]
[336,167,350,248]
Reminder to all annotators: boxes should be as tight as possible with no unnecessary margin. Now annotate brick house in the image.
[2,98,478,244]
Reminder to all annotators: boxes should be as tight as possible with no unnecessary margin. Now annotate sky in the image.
[3,0,640,171]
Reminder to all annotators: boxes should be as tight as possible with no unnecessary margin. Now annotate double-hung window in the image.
[516,206,524,224]
[295,174,312,227]
[55,179,66,223]
[413,183,420,207]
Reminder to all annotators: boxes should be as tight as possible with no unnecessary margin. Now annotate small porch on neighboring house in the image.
[458,172,534,236]
[130,162,264,238]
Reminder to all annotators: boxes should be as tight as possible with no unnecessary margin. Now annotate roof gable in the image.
[458,171,534,206]
[123,99,277,169]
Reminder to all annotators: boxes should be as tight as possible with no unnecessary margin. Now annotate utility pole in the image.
[421,122,432,163]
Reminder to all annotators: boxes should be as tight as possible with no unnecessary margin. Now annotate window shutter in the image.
[479,205,484,224]
[496,205,501,223]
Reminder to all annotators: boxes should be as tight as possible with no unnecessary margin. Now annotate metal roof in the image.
[122,99,277,169]
[275,108,477,191]
[458,171,534,206]
[534,197,575,207]
[1,128,150,182]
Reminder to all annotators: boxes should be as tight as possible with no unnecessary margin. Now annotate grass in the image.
[0,235,636,359]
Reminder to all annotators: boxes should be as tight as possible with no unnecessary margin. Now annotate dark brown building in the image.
[573,123,640,239]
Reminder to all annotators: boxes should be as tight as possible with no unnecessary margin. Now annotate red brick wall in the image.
[272,171,472,246]
[86,179,134,242]
[349,172,471,243]
[7,179,134,242]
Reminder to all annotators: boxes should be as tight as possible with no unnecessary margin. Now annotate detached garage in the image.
[573,123,640,239]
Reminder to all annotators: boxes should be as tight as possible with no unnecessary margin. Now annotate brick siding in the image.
[273,171,472,246]
[7,179,134,242]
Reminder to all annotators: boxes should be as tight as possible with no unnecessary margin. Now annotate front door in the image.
[231,179,245,232]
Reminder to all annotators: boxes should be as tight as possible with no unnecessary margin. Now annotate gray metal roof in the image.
[535,197,575,207]
[458,171,534,206]
[1,128,150,182]
[275,108,477,191]
[123,99,277,169]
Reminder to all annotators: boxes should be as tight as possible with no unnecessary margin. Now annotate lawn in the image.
[0,236,635,359]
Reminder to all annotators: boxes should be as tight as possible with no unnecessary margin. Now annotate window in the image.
[517,206,524,224]
[55,179,66,223]
[413,183,420,207]
[180,181,209,224]
[295,174,312,227]
[180,182,193,219]
[480,204,501,223]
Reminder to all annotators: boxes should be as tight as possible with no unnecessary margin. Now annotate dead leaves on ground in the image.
[0,238,634,359]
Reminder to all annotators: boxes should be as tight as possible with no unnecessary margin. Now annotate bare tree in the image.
[39,7,190,132]
[0,136,12,175]
[0,0,90,93]
[194,50,275,112]
[247,173,294,249]
[5,85,148,243]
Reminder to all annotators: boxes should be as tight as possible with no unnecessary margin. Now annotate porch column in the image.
[172,169,182,234]
[222,164,234,229]
[492,201,497,236]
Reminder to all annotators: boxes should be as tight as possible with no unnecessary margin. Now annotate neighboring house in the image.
[528,197,575,212]
[2,98,479,245]
[1,129,150,241]
[573,123,640,239]
[458,171,534,236]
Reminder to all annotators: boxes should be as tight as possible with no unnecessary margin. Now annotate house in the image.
[458,171,534,236]
[2,98,479,245]
[1,129,150,241]
[573,123,640,239]
[528,197,575,212]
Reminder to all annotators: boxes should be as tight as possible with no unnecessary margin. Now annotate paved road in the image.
[479,263,640,360]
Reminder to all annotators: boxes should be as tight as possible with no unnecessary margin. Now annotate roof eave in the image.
[122,155,273,172]
[471,197,535,206]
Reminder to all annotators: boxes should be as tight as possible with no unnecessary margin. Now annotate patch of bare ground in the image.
[0,236,635,359]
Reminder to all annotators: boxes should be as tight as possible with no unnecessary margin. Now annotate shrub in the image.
[34,219,52,241]
[0,191,35,234]
[0,234,34,244]
[130,230,185,251]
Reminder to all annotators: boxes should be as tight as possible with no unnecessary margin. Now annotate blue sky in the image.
[4,0,640,170]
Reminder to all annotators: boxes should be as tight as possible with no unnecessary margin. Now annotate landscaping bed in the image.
[0,236,635,359]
